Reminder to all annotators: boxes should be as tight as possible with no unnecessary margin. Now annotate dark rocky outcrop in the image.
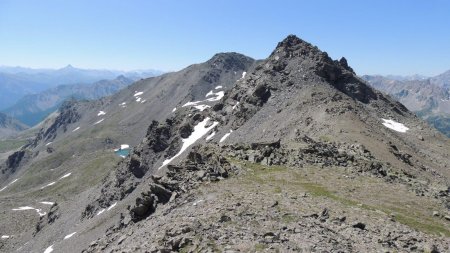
[34,204,60,236]
[30,100,81,148]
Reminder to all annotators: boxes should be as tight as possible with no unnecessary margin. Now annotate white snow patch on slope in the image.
[185,91,224,108]
[136,97,142,102]
[97,209,105,215]
[97,111,106,116]
[381,118,409,133]
[107,202,117,211]
[1,235,10,239]
[94,119,104,125]
[232,102,240,110]
[193,105,211,111]
[206,91,224,102]
[172,107,177,112]
[120,144,129,149]
[219,130,233,143]
[215,86,223,89]
[60,173,71,179]
[12,206,35,210]
[43,244,54,253]
[40,202,54,205]
[64,232,77,240]
[72,127,80,132]
[159,117,219,169]
[205,131,216,141]
[183,101,203,107]
[241,71,247,79]
[41,182,56,189]
[133,91,143,97]
[12,206,46,216]
[0,178,18,192]
[45,142,53,146]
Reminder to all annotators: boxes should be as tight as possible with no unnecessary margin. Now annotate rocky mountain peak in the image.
[207,52,255,71]
[266,35,377,103]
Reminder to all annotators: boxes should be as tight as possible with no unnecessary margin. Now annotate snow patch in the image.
[193,104,211,111]
[183,101,203,107]
[41,182,56,189]
[219,130,233,143]
[159,117,219,169]
[205,131,216,141]
[97,111,106,116]
[1,235,9,239]
[381,119,409,133]
[136,97,142,102]
[232,102,240,110]
[12,206,46,216]
[97,209,105,216]
[215,86,223,89]
[40,202,54,205]
[12,206,35,210]
[241,71,247,79]
[184,91,224,109]
[60,173,71,179]
[172,107,177,112]
[133,91,143,97]
[206,91,224,102]
[43,245,54,253]
[107,202,117,211]
[72,127,80,132]
[45,142,52,146]
[0,178,18,192]
[64,232,77,240]
[94,119,104,125]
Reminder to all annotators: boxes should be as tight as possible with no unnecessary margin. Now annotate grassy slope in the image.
[229,159,450,237]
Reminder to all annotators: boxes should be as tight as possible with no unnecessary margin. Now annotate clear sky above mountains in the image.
[1,0,449,76]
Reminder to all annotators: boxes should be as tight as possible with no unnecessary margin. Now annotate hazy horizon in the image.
[1,0,450,76]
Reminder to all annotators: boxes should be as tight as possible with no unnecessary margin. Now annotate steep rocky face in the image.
[30,100,81,148]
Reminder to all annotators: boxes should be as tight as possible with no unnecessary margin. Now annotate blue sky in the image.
[1,0,449,76]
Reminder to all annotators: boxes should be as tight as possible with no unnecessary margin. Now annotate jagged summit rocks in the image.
[268,34,377,103]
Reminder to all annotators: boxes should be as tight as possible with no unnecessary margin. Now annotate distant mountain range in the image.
[0,65,163,110]
[2,75,135,126]
[362,72,450,136]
